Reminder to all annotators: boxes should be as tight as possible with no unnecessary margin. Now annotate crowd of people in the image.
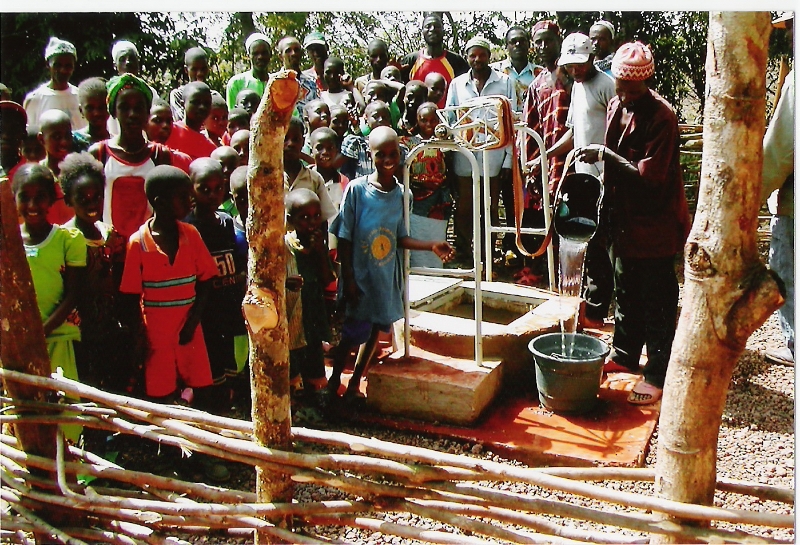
[0,12,792,471]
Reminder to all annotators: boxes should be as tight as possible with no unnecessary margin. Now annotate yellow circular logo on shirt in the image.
[371,234,392,261]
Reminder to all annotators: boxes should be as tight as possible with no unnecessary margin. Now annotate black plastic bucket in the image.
[528,333,610,414]
[554,172,603,243]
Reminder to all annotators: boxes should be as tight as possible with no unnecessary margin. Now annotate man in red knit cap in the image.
[575,41,690,405]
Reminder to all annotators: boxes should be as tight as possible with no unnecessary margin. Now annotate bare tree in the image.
[242,70,300,542]
[652,11,783,542]
[0,178,57,461]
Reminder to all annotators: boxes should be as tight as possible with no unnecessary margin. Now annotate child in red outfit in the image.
[165,82,217,160]
[119,165,218,400]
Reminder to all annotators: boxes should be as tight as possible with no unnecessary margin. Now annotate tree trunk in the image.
[242,70,299,542]
[0,176,57,460]
[652,12,783,543]
[238,12,256,38]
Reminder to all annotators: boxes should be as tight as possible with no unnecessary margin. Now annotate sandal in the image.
[604,359,636,374]
[515,272,542,286]
[513,266,532,280]
[627,381,662,405]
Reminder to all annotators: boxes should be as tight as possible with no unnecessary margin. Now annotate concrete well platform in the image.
[406,280,581,387]
[361,279,581,426]
[353,323,660,467]
[366,347,502,426]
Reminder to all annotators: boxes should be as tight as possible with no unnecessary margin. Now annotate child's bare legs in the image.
[326,324,380,400]
[343,326,381,400]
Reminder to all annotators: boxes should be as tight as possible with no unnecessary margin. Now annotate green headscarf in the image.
[106,74,153,117]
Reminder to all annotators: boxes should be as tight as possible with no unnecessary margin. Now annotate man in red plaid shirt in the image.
[516,20,572,279]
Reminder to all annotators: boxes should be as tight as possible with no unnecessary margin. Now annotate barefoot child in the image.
[285,189,335,408]
[327,127,454,404]
[184,158,246,412]
[38,109,74,224]
[120,165,230,482]
[14,163,86,442]
[119,165,218,402]
[59,152,134,392]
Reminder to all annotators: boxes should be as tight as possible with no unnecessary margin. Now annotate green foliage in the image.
[2,11,788,123]
[0,12,209,103]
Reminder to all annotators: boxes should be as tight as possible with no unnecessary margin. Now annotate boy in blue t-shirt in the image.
[327,126,454,408]
[184,157,246,413]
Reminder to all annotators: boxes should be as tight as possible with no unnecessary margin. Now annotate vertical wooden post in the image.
[652,12,783,542]
[0,176,57,460]
[241,70,299,542]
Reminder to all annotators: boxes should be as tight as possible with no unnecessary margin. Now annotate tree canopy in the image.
[1,11,790,122]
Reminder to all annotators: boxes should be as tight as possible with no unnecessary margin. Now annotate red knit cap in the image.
[532,20,560,36]
[611,41,655,81]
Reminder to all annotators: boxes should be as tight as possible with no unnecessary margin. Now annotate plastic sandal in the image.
[627,381,662,405]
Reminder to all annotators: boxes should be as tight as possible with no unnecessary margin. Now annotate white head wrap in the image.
[592,20,616,40]
[112,40,139,64]
[44,37,77,61]
[245,33,270,53]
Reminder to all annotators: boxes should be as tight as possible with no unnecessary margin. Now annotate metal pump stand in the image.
[484,125,555,291]
[401,100,556,368]
[402,141,483,366]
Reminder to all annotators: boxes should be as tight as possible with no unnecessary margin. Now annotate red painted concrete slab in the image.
[353,372,658,467]
[342,322,660,468]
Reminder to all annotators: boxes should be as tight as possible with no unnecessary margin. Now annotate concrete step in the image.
[366,346,502,426]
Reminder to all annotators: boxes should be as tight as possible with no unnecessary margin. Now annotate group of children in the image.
[1,34,459,434]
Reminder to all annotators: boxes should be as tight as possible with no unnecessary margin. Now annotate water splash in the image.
[558,235,589,357]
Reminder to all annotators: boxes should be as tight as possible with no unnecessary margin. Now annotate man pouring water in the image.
[545,32,616,331]
[574,41,690,405]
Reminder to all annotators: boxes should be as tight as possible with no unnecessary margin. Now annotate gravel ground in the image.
[174,306,794,545]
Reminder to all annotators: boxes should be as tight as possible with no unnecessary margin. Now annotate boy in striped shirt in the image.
[120,165,218,401]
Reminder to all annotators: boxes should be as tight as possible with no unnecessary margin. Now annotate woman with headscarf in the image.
[89,74,177,239]
[24,37,86,130]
